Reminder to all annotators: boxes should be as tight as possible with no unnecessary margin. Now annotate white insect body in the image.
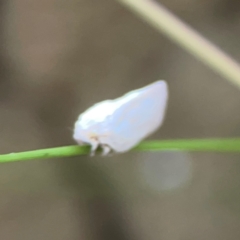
[73,80,168,155]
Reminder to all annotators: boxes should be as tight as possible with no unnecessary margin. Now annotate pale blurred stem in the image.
[1,139,240,163]
[116,0,240,89]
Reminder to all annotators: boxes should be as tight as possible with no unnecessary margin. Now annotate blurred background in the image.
[0,0,240,239]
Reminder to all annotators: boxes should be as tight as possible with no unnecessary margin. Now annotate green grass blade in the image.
[0,138,240,163]
[135,139,240,152]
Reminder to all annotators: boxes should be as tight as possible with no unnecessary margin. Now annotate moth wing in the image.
[101,81,168,152]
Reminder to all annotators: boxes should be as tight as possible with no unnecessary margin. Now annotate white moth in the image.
[73,80,168,156]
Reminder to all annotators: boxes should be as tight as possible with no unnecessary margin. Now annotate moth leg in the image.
[90,139,99,157]
[101,144,112,156]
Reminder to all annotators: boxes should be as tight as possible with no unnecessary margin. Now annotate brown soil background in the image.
[0,0,240,239]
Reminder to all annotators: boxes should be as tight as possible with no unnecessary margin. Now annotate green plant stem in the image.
[0,138,240,163]
[116,0,240,89]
